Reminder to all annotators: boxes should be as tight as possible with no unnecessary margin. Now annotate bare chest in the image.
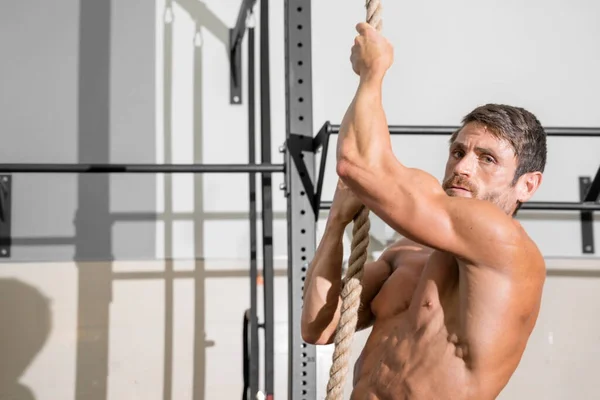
[371,250,460,325]
[354,252,469,396]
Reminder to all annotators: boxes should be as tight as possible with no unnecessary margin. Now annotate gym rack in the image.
[0,1,599,400]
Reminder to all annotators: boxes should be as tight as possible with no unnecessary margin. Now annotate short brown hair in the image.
[450,103,547,185]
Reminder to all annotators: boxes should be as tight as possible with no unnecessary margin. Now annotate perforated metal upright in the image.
[285,0,317,399]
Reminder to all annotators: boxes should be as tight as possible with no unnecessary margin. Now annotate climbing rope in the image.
[325,2,382,398]
[366,0,383,32]
[326,207,370,399]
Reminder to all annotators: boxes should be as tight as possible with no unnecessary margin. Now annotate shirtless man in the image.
[301,23,548,399]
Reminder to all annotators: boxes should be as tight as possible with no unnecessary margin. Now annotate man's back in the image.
[351,232,545,400]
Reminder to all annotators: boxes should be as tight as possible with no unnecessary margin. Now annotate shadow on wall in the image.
[155,1,229,397]
[177,0,229,47]
[73,0,231,398]
[0,279,52,400]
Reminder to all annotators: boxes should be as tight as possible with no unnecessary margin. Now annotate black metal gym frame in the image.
[312,123,600,256]
[244,20,260,400]
[286,121,600,399]
[240,0,276,397]
[230,0,257,105]
[283,0,318,399]
[259,0,276,397]
[1,0,600,399]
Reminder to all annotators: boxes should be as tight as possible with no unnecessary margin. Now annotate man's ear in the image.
[517,171,543,203]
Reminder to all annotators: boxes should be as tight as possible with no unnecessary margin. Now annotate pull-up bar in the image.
[319,200,600,211]
[0,163,284,173]
[329,124,600,137]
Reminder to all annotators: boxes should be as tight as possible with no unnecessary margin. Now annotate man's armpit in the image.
[354,258,392,329]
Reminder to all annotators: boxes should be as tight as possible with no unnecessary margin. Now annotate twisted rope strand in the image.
[325,207,370,400]
[366,0,383,31]
[325,1,381,397]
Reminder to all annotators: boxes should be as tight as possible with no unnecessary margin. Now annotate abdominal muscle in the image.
[351,307,471,400]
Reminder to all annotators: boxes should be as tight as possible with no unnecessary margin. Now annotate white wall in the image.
[0,0,599,399]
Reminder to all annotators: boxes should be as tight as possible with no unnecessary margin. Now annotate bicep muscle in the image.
[339,155,517,264]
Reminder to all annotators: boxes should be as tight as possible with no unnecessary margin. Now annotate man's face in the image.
[442,122,520,214]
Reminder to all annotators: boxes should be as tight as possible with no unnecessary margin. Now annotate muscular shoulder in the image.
[378,237,433,270]
[509,225,546,285]
[448,199,544,273]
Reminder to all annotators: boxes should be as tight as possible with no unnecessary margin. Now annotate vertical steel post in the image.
[0,175,11,258]
[260,0,275,397]
[580,177,595,254]
[248,25,261,399]
[284,0,317,398]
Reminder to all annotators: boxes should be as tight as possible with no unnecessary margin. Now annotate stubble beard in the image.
[443,175,514,214]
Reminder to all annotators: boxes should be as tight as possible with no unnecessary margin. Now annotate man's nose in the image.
[453,154,475,177]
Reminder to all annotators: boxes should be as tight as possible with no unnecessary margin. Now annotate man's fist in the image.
[350,22,394,80]
[330,179,364,226]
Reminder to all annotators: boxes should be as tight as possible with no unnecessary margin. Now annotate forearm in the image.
[335,74,412,234]
[301,216,347,344]
[336,75,392,170]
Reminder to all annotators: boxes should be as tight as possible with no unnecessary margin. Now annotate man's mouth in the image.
[445,186,474,197]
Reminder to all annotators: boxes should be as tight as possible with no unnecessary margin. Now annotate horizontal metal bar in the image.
[547,269,600,278]
[328,124,600,137]
[11,237,75,246]
[0,164,284,173]
[112,269,287,280]
[319,201,600,211]
[329,124,456,136]
[544,127,600,136]
[521,201,600,211]
[111,211,288,221]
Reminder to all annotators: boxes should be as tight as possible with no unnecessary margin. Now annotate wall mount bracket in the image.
[580,166,600,254]
[229,0,257,105]
[0,175,12,258]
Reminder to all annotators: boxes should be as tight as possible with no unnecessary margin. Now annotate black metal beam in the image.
[229,0,257,104]
[242,310,251,400]
[583,165,600,203]
[319,200,600,211]
[580,177,595,254]
[543,127,600,137]
[328,123,457,137]
[310,122,600,215]
[231,0,257,55]
[314,123,332,221]
[112,269,288,280]
[0,175,11,257]
[521,201,600,211]
[287,134,317,216]
[260,0,275,396]
[284,0,317,398]
[0,163,284,173]
[326,123,600,138]
[247,26,260,400]
[312,121,332,152]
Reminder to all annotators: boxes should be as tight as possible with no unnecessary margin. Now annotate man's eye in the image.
[482,155,495,163]
[452,150,464,158]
